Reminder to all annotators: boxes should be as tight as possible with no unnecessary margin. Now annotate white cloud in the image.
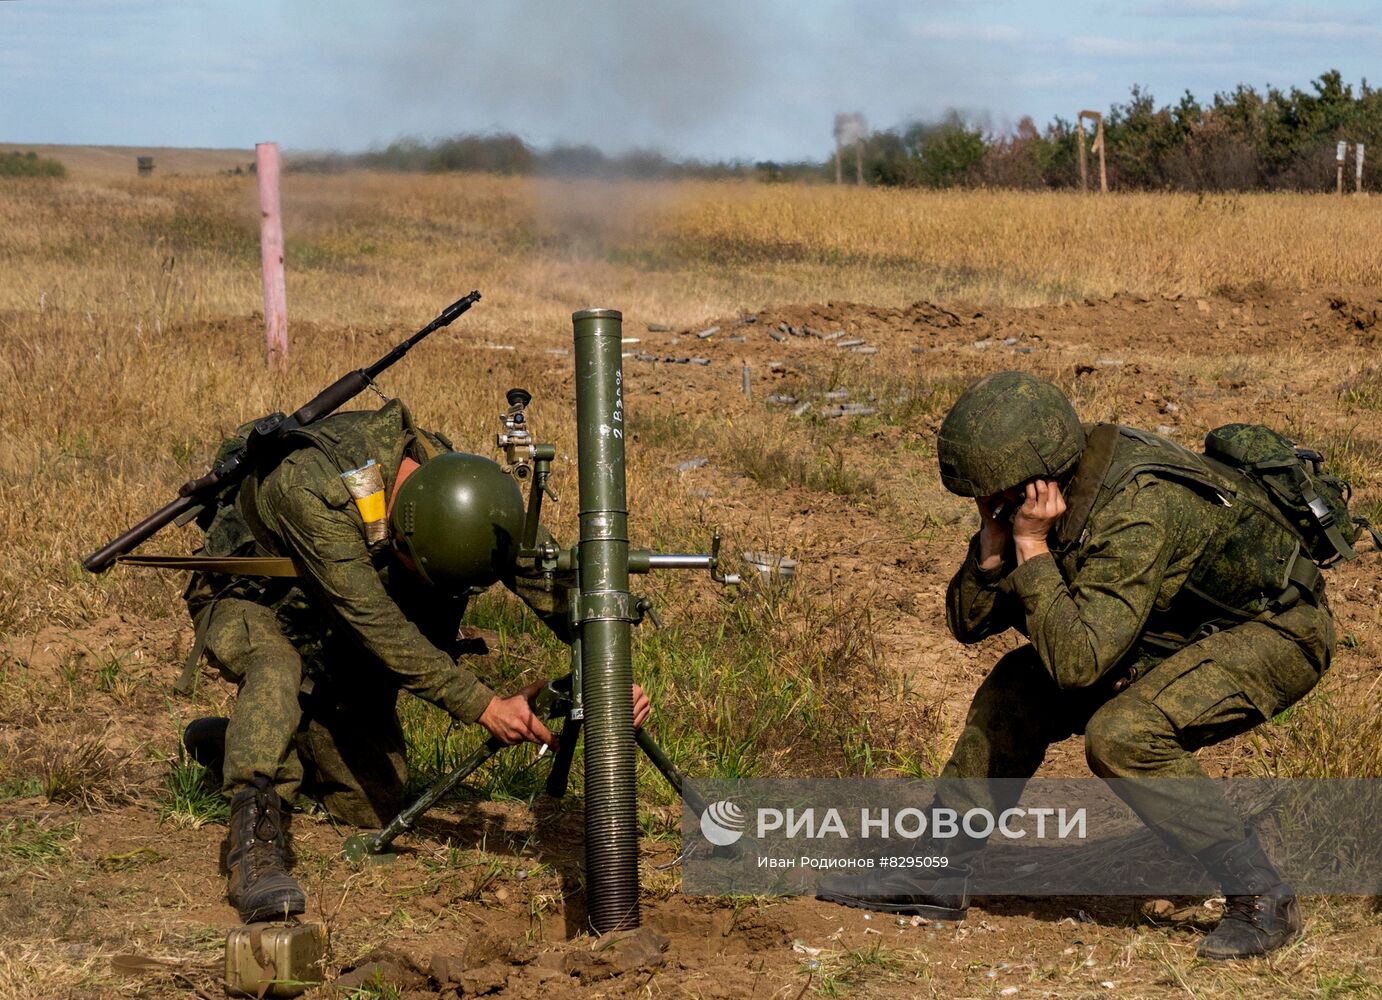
[1246,18,1382,40]
[1132,0,1252,15]
[1014,69,1098,89]
[906,19,1024,45]
[1067,35,1226,59]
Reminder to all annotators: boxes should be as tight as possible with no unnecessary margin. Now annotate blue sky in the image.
[2,0,1379,161]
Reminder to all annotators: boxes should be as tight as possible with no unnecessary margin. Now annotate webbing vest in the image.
[164,401,449,693]
[128,400,449,575]
[1055,423,1324,649]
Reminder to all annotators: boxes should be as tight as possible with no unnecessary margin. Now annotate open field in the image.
[1,166,1380,997]
[0,144,255,182]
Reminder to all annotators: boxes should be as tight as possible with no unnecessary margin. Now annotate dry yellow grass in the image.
[1,164,1380,1000]
[5,174,1381,323]
[1,171,1380,627]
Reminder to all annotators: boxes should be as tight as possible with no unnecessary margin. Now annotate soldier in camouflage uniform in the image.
[181,399,650,923]
[819,372,1334,960]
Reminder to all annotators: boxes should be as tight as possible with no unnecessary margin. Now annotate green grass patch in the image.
[0,775,44,800]
[810,940,909,996]
[158,747,229,827]
[1339,368,1382,411]
[1251,689,1382,778]
[400,591,570,801]
[1355,496,1382,532]
[396,564,902,814]
[337,971,405,1000]
[0,818,80,864]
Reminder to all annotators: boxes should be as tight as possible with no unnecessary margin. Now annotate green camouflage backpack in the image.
[1202,423,1381,567]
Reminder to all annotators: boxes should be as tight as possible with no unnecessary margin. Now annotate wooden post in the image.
[1094,117,1107,193]
[256,142,289,371]
[1336,140,1347,195]
[1357,142,1366,193]
[1078,111,1105,193]
[854,138,863,185]
[1076,116,1088,192]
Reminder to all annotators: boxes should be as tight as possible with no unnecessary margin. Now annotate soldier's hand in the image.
[1013,477,1066,564]
[975,494,1013,570]
[632,683,651,730]
[478,680,558,749]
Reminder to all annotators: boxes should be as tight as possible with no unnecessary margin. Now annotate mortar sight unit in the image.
[349,308,740,935]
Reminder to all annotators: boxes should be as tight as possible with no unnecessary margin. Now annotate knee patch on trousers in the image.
[1084,696,1170,776]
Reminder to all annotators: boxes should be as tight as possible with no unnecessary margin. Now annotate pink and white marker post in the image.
[256,142,289,370]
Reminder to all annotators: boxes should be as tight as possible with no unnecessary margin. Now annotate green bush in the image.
[0,151,67,178]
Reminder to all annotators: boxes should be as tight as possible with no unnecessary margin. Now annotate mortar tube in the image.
[572,307,641,933]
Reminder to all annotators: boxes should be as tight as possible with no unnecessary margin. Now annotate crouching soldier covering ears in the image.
[819,372,1333,960]
[180,400,651,923]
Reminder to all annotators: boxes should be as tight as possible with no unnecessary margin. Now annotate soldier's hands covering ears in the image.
[975,493,1014,571]
[1013,477,1066,565]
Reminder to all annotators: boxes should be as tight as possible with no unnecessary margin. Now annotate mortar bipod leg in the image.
[344,735,505,860]
[545,717,582,798]
[635,727,707,816]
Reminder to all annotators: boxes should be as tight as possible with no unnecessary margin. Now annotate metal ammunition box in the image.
[224,922,325,998]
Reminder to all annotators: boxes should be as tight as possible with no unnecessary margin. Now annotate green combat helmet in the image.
[937,371,1086,497]
[390,452,525,594]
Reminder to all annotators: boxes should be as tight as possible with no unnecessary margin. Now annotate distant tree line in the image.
[291,137,824,184]
[0,151,67,178]
[863,70,1381,191]
[291,70,1379,192]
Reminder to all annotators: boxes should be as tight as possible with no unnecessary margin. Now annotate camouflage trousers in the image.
[937,602,1335,855]
[202,597,408,828]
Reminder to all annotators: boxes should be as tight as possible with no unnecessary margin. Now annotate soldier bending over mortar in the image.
[180,399,651,923]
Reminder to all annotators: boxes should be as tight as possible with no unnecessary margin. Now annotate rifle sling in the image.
[116,554,301,577]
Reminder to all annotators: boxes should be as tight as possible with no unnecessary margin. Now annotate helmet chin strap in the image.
[389,457,422,517]
[388,457,425,579]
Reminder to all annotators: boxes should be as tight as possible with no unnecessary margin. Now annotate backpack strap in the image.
[1301,480,1357,562]
[1283,462,1356,563]
[174,604,214,697]
[1274,550,1326,610]
[1054,422,1121,551]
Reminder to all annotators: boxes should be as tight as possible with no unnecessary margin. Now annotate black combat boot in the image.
[1194,830,1300,960]
[183,717,229,785]
[816,862,973,920]
[226,777,306,924]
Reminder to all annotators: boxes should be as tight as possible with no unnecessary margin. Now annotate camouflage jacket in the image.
[946,423,1328,699]
[185,399,563,722]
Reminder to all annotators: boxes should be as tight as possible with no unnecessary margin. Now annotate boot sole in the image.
[235,892,307,925]
[1197,928,1300,961]
[815,888,967,921]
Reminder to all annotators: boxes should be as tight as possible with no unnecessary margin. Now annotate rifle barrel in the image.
[82,495,199,573]
[81,291,482,573]
[363,290,480,380]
